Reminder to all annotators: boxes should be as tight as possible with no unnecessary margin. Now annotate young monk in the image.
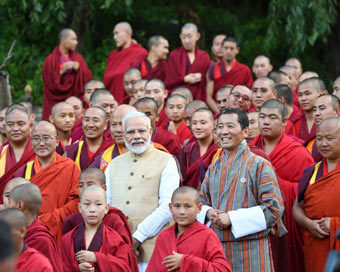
[165,94,192,145]
[60,185,131,271]
[0,208,53,271]
[147,186,231,272]
[132,79,147,101]
[8,183,62,272]
[171,87,193,104]
[2,177,30,209]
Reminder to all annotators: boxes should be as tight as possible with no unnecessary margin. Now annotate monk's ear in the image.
[55,136,60,146]
[49,115,54,124]
[17,200,25,211]
[78,202,82,214]
[105,204,109,215]
[197,202,203,213]
[18,226,26,239]
[89,102,93,108]
[196,32,201,41]
[272,90,277,97]
[242,127,249,139]
[30,113,36,122]
[278,96,285,104]
[282,117,288,127]
[169,203,173,212]
[164,89,168,99]
[102,185,107,191]
[268,64,273,73]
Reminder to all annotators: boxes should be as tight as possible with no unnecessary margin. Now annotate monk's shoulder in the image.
[196,48,211,59]
[18,247,53,271]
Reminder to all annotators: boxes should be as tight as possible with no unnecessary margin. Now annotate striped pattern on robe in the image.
[200,141,285,272]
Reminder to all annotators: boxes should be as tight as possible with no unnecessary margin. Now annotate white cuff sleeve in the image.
[196,205,212,226]
[228,206,266,239]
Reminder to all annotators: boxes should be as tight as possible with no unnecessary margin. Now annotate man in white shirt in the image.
[105,111,180,272]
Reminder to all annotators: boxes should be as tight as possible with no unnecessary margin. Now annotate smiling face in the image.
[230,86,252,112]
[191,111,213,140]
[82,108,107,140]
[5,110,32,145]
[313,96,339,126]
[31,122,58,159]
[91,94,116,119]
[316,120,340,160]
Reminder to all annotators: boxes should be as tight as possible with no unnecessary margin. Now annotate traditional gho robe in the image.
[177,139,218,189]
[130,56,166,81]
[249,131,314,272]
[165,46,210,101]
[207,59,253,100]
[42,47,92,120]
[294,114,316,145]
[25,218,63,272]
[0,140,35,204]
[146,222,231,272]
[61,223,132,272]
[151,127,181,156]
[297,159,340,272]
[65,137,114,171]
[104,42,147,104]
[156,108,168,128]
[15,153,80,244]
[16,245,53,272]
[164,121,192,145]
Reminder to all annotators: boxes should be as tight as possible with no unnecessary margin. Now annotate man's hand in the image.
[78,262,95,272]
[307,219,329,239]
[72,61,80,71]
[76,250,97,263]
[133,238,141,258]
[60,61,74,75]
[168,121,177,134]
[319,217,331,233]
[162,251,183,271]
[184,73,201,84]
[215,212,231,229]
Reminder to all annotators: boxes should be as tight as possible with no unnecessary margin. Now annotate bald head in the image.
[80,185,107,203]
[171,186,200,204]
[184,100,209,131]
[299,71,319,83]
[3,178,30,209]
[110,105,136,144]
[252,55,272,79]
[114,22,132,36]
[111,105,136,121]
[50,102,75,118]
[181,23,198,33]
[58,29,73,40]
[0,209,28,230]
[80,168,106,186]
[9,184,42,216]
[318,117,340,133]
[285,58,303,78]
[33,121,56,135]
[172,87,193,103]
[114,22,133,49]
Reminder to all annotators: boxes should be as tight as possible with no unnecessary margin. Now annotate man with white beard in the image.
[104,111,180,272]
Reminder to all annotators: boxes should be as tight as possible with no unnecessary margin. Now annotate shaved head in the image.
[318,117,340,133]
[85,106,107,120]
[4,178,30,194]
[285,58,303,78]
[261,99,288,118]
[193,108,214,121]
[80,168,106,186]
[80,185,107,203]
[50,102,74,117]
[65,96,82,107]
[9,184,42,215]
[299,71,319,83]
[32,121,56,135]
[114,22,132,36]
[172,87,193,103]
[299,77,326,93]
[58,28,74,40]
[111,105,136,121]
[171,186,200,204]
[181,23,198,33]
[90,89,113,103]
[185,100,208,112]
[0,209,28,230]
[124,68,141,78]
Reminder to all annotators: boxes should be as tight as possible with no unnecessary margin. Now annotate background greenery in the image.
[0,0,339,105]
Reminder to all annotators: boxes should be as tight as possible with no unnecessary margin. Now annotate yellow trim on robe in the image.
[309,161,322,185]
[0,145,9,177]
[211,148,223,164]
[306,138,315,154]
[75,141,84,170]
[25,160,34,180]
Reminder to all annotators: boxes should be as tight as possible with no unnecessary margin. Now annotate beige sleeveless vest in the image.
[109,145,173,262]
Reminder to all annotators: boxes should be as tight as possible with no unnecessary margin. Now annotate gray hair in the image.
[122,111,151,131]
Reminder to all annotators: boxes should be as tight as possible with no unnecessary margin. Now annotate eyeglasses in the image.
[232,92,251,102]
[31,135,57,144]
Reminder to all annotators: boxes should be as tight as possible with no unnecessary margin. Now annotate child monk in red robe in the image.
[60,185,132,272]
[147,186,231,272]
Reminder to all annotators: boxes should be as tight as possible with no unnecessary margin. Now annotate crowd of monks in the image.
[0,20,340,272]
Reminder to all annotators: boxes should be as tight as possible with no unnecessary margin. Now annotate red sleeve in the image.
[60,233,79,272]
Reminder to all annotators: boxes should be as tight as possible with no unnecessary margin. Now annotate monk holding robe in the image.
[66,107,113,170]
[60,185,132,271]
[131,36,169,81]
[293,117,340,272]
[147,186,231,272]
[0,208,53,271]
[249,99,314,272]
[42,28,92,120]
[8,183,62,272]
[165,94,192,145]
[14,121,80,244]
[104,22,147,104]
[165,23,210,101]
[0,107,34,203]
[177,109,218,189]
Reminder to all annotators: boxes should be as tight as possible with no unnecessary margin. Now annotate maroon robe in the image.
[0,140,35,204]
[165,46,210,101]
[156,108,168,128]
[177,139,218,189]
[130,55,166,81]
[294,113,316,145]
[70,118,83,143]
[293,86,300,109]
[16,245,53,272]
[285,119,296,136]
[289,104,302,124]
[104,42,147,104]
[42,47,92,120]
[25,218,63,272]
[60,223,133,272]
[249,132,315,272]
[152,127,181,156]
[146,221,231,272]
[164,120,192,145]
[207,59,253,100]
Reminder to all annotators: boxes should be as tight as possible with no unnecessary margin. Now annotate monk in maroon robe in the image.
[0,108,34,203]
[147,186,231,272]
[279,65,300,109]
[42,29,92,120]
[104,22,147,104]
[206,37,253,113]
[66,107,113,170]
[131,35,169,81]
[0,208,53,272]
[165,23,210,101]
[177,109,218,189]
[293,118,340,272]
[8,183,63,272]
[60,185,132,271]
[249,99,314,272]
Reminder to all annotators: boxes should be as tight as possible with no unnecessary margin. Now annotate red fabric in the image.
[165,46,210,101]
[289,104,302,124]
[70,119,83,143]
[175,121,192,145]
[152,127,181,156]
[146,221,231,272]
[177,139,218,189]
[249,132,314,272]
[304,166,340,272]
[285,120,296,136]
[0,141,35,204]
[16,247,53,272]
[210,59,253,100]
[42,47,92,120]
[25,218,62,272]
[294,114,316,145]
[61,224,133,272]
[156,108,168,128]
[104,42,147,104]
[293,86,300,109]
[130,55,166,81]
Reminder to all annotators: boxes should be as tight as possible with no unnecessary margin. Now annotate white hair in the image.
[122,111,151,131]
